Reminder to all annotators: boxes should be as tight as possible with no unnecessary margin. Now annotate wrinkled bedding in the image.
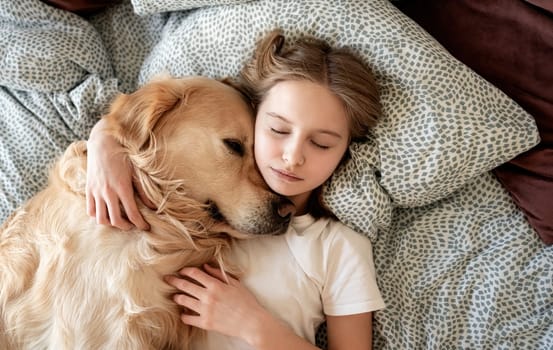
[1,0,551,348]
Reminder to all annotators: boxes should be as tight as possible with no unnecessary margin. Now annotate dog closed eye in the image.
[223,139,245,156]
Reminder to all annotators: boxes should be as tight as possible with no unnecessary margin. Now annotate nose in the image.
[275,197,296,218]
[282,138,304,166]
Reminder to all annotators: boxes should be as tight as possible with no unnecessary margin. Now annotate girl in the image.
[86,30,384,350]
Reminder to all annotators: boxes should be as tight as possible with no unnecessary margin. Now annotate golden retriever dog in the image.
[0,76,292,350]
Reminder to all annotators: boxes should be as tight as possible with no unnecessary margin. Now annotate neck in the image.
[287,191,311,216]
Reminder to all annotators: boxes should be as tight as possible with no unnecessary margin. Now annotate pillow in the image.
[130,0,252,15]
[135,0,539,237]
[394,0,553,244]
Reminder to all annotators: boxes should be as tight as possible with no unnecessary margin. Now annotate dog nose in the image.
[275,198,296,218]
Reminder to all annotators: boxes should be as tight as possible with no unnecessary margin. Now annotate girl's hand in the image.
[165,264,271,343]
[165,265,264,339]
[86,119,152,231]
[166,264,321,350]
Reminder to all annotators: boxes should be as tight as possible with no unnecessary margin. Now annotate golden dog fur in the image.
[0,76,290,349]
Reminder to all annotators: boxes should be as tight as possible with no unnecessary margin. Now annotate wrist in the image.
[88,120,120,151]
[89,119,114,145]
[244,310,295,350]
[243,308,278,348]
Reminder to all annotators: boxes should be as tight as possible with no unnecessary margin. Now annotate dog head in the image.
[102,76,292,236]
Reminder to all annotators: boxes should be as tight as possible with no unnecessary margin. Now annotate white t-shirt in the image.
[191,214,385,349]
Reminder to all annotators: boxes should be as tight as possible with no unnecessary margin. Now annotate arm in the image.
[86,119,151,230]
[320,222,382,350]
[326,313,373,350]
[165,264,321,350]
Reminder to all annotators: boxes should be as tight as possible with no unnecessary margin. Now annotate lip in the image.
[270,167,303,182]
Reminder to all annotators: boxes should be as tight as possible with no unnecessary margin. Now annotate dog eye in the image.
[223,139,244,156]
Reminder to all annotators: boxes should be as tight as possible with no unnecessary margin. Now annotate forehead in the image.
[259,80,348,133]
[159,81,255,145]
[189,82,254,131]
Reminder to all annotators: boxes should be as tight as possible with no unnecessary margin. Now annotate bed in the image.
[1,0,551,348]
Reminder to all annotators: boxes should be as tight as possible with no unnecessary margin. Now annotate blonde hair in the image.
[239,29,381,141]
[237,29,382,218]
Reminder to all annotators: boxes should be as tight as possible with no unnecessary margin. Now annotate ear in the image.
[102,78,185,151]
[99,77,195,212]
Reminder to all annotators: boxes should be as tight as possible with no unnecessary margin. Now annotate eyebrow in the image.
[267,112,344,139]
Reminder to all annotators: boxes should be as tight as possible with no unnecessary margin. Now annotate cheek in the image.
[254,131,268,165]
[317,161,339,179]
[254,125,278,163]
[313,149,347,179]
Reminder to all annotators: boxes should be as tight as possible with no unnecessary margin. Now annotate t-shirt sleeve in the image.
[321,223,385,316]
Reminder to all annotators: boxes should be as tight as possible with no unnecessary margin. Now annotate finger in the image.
[86,190,96,218]
[165,275,205,297]
[105,195,133,231]
[119,189,149,231]
[173,293,201,313]
[95,198,110,226]
[135,181,156,210]
[178,267,220,289]
[179,313,203,328]
[204,264,237,284]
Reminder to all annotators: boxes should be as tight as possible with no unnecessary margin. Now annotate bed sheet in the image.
[373,171,552,348]
[0,0,551,348]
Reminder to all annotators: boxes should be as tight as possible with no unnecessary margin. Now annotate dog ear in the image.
[100,78,198,212]
[102,78,186,151]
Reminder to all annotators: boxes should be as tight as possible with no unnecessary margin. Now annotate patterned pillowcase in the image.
[394,0,553,245]
[130,0,252,15]
[132,0,539,237]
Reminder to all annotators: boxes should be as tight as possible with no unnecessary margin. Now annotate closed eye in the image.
[311,141,330,149]
[271,128,288,135]
[223,138,245,156]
